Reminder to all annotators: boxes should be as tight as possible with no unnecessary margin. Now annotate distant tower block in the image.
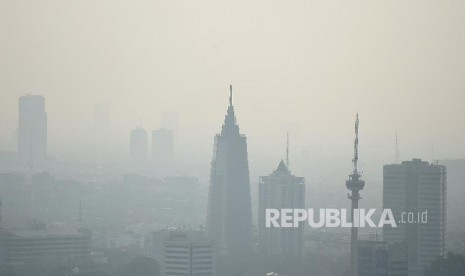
[346,113,365,276]
[258,160,305,257]
[18,95,48,169]
[130,126,148,164]
[152,128,174,176]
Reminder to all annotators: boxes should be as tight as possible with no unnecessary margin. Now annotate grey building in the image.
[162,230,215,276]
[130,126,148,164]
[383,159,446,276]
[152,128,174,175]
[18,95,47,168]
[0,228,91,266]
[206,86,253,261]
[258,160,305,257]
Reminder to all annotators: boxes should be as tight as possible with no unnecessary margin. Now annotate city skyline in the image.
[1,1,465,165]
[1,1,464,275]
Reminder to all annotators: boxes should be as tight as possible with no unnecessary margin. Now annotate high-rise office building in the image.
[162,230,215,276]
[130,126,148,164]
[17,95,47,168]
[258,160,305,257]
[206,86,253,260]
[152,128,174,175]
[383,159,446,276]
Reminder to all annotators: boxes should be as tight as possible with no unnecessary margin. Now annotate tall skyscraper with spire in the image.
[206,85,253,261]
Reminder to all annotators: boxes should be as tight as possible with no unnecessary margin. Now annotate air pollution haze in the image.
[0,1,464,276]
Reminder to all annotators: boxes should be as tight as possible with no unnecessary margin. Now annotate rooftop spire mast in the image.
[395,131,400,163]
[286,131,290,169]
[229,84,233,106]
[353,113,359,174]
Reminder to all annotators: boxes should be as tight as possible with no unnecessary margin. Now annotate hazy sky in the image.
[1,0,465,172]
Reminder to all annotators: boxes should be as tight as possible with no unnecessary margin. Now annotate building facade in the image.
[258,160,305,257]
[0,228,91,266]
[130,126,148,164]
[383,159,446,276]
[162,230,215,276]
[18,95,47,168]
[152,128,174,176]
[206,86,253,261]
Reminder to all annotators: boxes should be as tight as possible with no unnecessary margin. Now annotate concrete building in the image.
[0,227,91,266]
[383,159,446,276]
[152,128,174,175]
[18,95,47,168]
[162,230,215,276]
[130,126,148,164]
[206,86,253,261]
[258,160,305,257]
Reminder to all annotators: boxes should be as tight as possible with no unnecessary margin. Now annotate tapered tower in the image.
[206,85,253,262]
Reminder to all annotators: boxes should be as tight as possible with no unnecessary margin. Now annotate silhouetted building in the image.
[383,159,446,276]
[358,241,408,276]
[130,126,148,164]
[18,95,47,168]
[152,128,174,175]
[258,160,305,257]
[162,230,215,276]
[206,86,253,260]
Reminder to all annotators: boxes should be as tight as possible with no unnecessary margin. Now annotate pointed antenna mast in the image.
[395,131,400,163]
[286,131,290,169]
[353,113,359,174]
[229,84,233,106]
[431,144,434,164]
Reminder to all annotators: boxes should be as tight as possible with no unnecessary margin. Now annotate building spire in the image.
[229,84,233,106]
[286,131,290,169]
[353,113,359,175]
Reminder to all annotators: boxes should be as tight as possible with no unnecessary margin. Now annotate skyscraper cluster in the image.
[129,125,174,175]
[10,88,449,276]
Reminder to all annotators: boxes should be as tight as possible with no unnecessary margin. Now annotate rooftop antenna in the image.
[346,112,365,276]
[286,131,290,169]
[395,131,400,163]
[229,84,233,106]
[431,144,435,164]
[353,113,359,174]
